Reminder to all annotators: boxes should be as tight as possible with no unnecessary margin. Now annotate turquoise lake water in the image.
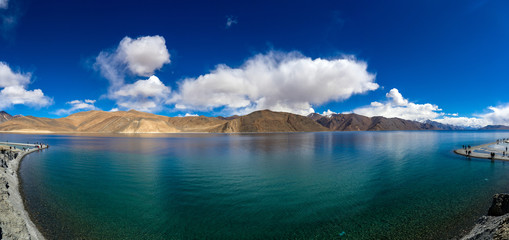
[3,131,509,239]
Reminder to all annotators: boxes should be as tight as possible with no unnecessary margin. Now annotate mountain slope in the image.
[0,111,13,124]
[310,113,450,131]
[214,110,328,133]
[67,110,181,133]
[480,125,509,130]
[314,113,372,131]
[0,115,76,132]
[0,109,473,134]
[0,109,326,133]
[423,120,467,130]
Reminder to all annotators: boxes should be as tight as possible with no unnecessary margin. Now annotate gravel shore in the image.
[0,145,45,240]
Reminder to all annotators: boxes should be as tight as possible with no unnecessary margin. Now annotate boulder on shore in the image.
[489,194,509,216]
[462,193,509,240]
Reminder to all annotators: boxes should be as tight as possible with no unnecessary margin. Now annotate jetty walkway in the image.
[454,139,509,161]
[0,141,49,150]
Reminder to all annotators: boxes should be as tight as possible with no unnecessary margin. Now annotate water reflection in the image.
[6,131,509,239]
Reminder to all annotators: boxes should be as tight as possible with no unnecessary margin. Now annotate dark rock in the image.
[489,194,509,216]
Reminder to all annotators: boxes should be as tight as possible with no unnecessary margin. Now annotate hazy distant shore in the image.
[0,145,45,239]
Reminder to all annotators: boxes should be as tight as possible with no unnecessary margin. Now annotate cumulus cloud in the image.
[184,113,198,117]
[0,62,30,87]
[424,104,509,128]
[477,104,509,126]
[169,51,378,115]
[226,16,238,28]
[353,88,442,121]
[433,116,489,128]
[110,75,171,112]
[95,39,378,116]
[118,36,170,76]
[0,61,52,109]
[349,88,509,128]
[94,35,172,112]
[95,35,170,86]
[322,109,337,117]
[0,86,51,108]
[54,99,99,115]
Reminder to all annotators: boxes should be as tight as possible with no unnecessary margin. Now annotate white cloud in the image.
[433,116,489,128]
[169,51,378,116]
[424,104,509,128]
[0,62,52,109]
[184,113,198,117]
[350,88,509,128]
[110,75,171,112]
[0,86,51,108]
[393,103,509,128]
[94,35,172,112]
[109,108,119,112]
[322,109,337,117]
[353,88,442,122]
[54,99,99,115]
[477,104,509,126]
[0,0,8,9]
[0,61,30,87]
[226,16,238,28]
[118,36,170,77]
[95,35,170,86]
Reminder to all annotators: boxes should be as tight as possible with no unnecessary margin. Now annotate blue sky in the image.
[0,0,508,127]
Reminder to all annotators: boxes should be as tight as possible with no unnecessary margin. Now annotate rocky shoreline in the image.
[0,145,45,240]
[461,194,509,240]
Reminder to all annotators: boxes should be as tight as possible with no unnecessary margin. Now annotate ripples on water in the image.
[3,131,509,239]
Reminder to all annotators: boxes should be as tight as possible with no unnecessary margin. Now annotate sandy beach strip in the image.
[0,144,46,240]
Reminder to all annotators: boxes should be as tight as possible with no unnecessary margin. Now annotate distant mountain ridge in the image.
[307,113,466,131]
[0,109,480,134]
[0,109,326,133]
[480,125,509,130]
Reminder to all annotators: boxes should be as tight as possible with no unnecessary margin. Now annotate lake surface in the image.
[4,131,509,239]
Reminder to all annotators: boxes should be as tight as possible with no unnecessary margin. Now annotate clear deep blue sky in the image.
[1,0,508,120]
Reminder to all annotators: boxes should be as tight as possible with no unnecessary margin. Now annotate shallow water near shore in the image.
[4,131,509,239]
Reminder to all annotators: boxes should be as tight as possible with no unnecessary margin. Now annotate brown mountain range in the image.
[0,111,13,124]
[479,125,509,130]
[0,109,326,133]
[308,113,461,131]
[0,109,465,134]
